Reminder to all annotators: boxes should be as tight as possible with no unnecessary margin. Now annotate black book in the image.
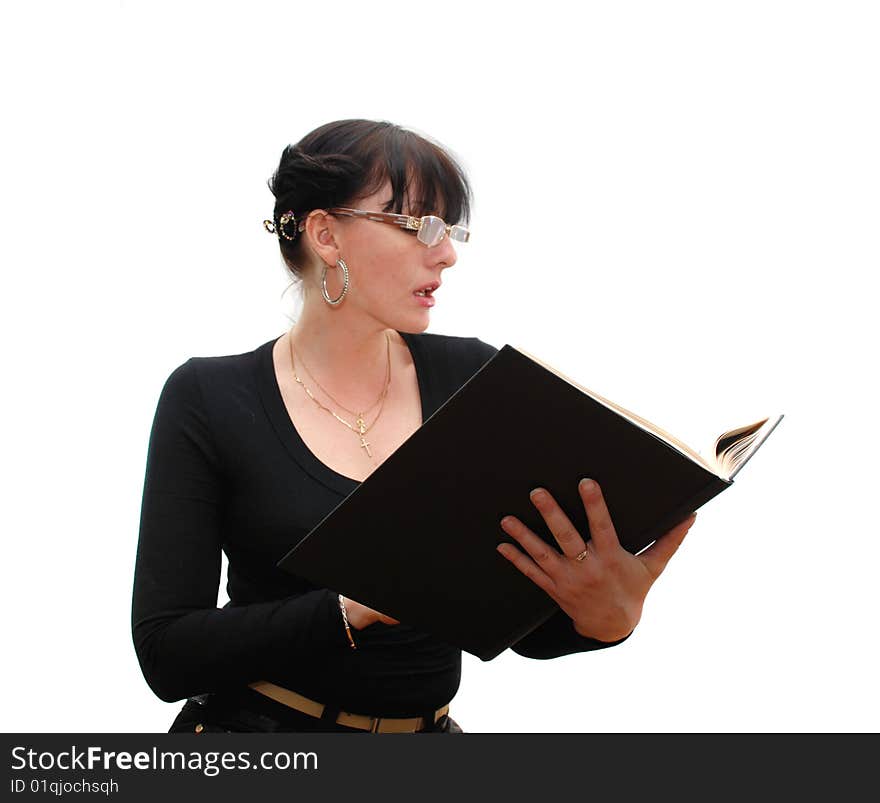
[277,345,783,661]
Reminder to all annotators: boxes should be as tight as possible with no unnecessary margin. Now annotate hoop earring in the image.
[321,258,350,306]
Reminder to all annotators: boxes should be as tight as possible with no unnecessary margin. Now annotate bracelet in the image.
[338,594,357,650]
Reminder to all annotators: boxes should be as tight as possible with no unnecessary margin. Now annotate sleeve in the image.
[509,609,631,659]
[131,359,349,703]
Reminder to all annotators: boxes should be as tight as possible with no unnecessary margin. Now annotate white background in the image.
[2,0,877,733]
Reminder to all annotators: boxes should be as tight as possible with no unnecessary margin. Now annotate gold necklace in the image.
[295,332,391,420]
[289,332,392,458]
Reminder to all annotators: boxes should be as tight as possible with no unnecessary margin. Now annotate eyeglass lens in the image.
[418,216,470,247]
[418,217,447,247]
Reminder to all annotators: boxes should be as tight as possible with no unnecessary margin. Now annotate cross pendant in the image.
[356,415,372,458]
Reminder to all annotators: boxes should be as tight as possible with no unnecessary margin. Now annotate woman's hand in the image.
[496,479,697,643]
[341,597,400,631]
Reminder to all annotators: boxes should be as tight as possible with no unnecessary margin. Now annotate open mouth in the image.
[414,282,440,297]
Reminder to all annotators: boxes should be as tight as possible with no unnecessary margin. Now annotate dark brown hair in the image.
[267,119,472,278]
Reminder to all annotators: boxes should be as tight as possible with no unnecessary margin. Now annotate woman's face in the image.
[324,180,459,332]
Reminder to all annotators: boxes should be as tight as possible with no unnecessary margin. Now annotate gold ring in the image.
[574,549,589,562]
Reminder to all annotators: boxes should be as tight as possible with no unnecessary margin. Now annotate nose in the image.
[430,234,458,271]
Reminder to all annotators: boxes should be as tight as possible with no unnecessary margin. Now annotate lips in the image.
[413,281,438,308]
[413,281,440,298]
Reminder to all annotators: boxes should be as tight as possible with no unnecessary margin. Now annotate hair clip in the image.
[278,211,299,241]
[263,211,303,240]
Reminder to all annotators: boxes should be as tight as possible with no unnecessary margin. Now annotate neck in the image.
[287,298,396,410]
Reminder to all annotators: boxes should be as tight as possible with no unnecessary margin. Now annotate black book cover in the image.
[278,345,778,661]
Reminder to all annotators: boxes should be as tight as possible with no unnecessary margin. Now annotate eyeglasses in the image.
[327,207,470,248]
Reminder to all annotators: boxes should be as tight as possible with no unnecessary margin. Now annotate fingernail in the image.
[579,478,595,492]
[529,488,545,501]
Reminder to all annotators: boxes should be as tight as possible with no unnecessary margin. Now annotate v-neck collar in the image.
[255,330,431,496]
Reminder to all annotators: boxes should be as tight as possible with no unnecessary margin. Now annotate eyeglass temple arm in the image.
[327,208,468,241]
[329,207,423,231]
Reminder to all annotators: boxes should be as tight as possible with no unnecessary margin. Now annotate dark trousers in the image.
[168,687,464,734]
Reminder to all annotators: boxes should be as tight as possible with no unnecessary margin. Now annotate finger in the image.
[500,515,565,576]
[639,513,697,578]
[496,527,558,595]
[528,487,588,559]
[496,543,557,595]
[578,479,621,555]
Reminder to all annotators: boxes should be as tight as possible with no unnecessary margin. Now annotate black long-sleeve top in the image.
[131,331,622,716]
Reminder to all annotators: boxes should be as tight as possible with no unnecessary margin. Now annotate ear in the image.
[301,210,342,266]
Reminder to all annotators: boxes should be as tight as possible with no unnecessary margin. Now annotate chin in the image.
[390,314,431,335]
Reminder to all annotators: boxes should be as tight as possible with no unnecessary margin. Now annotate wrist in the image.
[574,623,633,643]
[573,616,638,643]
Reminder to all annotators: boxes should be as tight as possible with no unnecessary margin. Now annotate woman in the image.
[131,119,697,733]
